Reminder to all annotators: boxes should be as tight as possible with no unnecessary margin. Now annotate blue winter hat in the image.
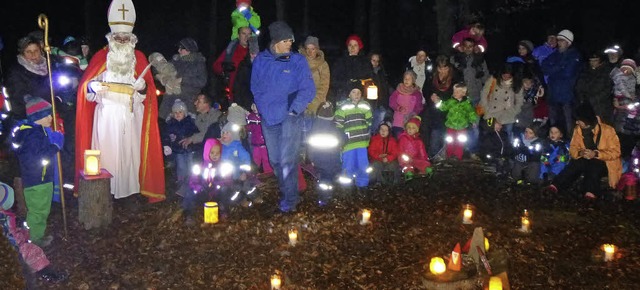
[24,94,52,123]
[0,182,15,211]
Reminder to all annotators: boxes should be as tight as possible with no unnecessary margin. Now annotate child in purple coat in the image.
[246,104,273,174]
[389,70,424,137]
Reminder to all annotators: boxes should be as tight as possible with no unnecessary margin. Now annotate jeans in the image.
[548,103,574,137]
[175,152,193,183]
[262,114,303,212]
[429,127,445,158]
[371,107,389,134]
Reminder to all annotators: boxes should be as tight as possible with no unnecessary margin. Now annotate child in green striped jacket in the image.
[335,84,373,188]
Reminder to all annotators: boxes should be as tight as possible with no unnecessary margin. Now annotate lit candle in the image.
[484,237,490,252]
[360,209,371,225]
[429,257,446,275]
[489,276,503,290]
[288,229,298,246]
[603,244,616,262]
[270,273,282,290]
[521,216,531,233]
[462,205,473,224]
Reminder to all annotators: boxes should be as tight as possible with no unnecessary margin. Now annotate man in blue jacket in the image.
[251,21,315,213]
[541,29,581,137]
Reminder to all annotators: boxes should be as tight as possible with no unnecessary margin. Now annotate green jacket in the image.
[231,7,261,40]
[438,96,478,130]
[335,99,372,152]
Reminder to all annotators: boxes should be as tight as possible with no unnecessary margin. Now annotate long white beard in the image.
[106,39,136,79]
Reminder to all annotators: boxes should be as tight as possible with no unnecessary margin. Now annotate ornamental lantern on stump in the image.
[84,149,101,175]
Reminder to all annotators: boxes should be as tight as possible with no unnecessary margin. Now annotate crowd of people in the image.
[1,0,639,284]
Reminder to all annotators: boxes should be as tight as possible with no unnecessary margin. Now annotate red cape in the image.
[75,47,165,202]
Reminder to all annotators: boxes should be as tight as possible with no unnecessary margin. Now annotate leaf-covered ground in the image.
[2,160,640,289]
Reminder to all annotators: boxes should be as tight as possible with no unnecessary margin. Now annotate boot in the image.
[625,184,637,201]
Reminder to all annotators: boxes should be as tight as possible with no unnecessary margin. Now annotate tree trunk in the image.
[435,0,455,55]
[354,0,367,39]
[78,175,113,230]
[369,0,382,53]
[187,0,200,39]
[84,0,92,42]
[275,0,286,21]
[207,0,218,63]
[303,0,310,35]
[12,178,26,218]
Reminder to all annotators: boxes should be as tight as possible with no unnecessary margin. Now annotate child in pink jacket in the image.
[246,104,273,174]
[389,70,424,137]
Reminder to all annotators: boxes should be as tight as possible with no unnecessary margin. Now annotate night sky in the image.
[1,0,640,83]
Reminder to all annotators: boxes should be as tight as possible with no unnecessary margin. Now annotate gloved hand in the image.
[241,8,252,19]
[133,78,146,92]
[50,132,64,150]
[88,81,106,94]
[515,153,527,163]
[163,146,172,156]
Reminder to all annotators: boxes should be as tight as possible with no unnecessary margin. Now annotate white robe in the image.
[87,72,146,199]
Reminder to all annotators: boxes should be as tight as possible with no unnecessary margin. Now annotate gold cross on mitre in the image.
[107,0,136,34]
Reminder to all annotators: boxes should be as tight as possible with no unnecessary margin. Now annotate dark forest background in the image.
[1,0,639,86]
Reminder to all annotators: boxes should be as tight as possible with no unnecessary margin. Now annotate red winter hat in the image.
[345,34,364,50]
[406,116,421,129]
[236,0,251,7]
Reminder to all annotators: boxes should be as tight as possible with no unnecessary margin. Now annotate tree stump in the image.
[12,177,27,218]
[78,169,113,230]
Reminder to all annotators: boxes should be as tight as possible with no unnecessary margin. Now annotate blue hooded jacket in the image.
[13,123,62,188]
[541,47,581,105]
[251,49,315,126]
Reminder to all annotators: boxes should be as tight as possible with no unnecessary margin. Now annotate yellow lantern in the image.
[204,202,219,224]
[603,244,616,262]
[462,204,473,224]
[429,257,446,275]
[489,276,503,290]
[366,84,378,100]
[84,150,101,175]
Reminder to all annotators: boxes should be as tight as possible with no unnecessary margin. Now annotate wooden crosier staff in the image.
[37,14,68,240]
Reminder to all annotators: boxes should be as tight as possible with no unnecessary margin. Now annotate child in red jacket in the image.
[398,116,432,180]
[368,123,400,185]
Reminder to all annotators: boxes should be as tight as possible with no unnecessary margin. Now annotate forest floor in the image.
[1,160,640,289]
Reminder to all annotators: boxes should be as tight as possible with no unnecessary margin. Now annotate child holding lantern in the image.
[182,138,221,225]
[511,121,544,185]
[12,95,64,247]
[539,126,570,182]
[397,116,432,180]
[431,82,478,160]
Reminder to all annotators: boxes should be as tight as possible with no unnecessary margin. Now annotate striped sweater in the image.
[335,99,373,152]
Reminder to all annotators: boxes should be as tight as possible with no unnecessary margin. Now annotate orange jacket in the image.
[569,119,622,188]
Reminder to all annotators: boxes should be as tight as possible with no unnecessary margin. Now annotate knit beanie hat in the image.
[236,0,251,7]
[316,101,334,120]
[172,99,188,113]
[222,122,241,142]
[406,116,421,129]
[269,21,295,44]
[227,103,248,126]
[604,44,622,55]
[518,40,534,52]
[25,95,52,122]
[556,29,574,44]
[304,36,319,48]
[178,37,199,53]
[574,102,597,126]
[621,59,637,71]
[0,182,15,211]
[345,34,364,50]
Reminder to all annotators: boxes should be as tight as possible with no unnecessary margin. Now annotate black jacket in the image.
[330,54,372,102]
[575,64,614,124]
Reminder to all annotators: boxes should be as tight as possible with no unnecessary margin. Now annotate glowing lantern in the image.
[429,257,446,275]
[462,204,473,224]
[204,202,219,224]
[84,150,101,175]
[360,209,371,225]
[288,229,298,246]
[603,244,616,262]
[270,273,282,289]
[367,84,378,100]
[489,276,503,290]
[484,237,490,252]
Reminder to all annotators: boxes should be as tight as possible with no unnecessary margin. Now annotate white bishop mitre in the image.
[108,0,136,34]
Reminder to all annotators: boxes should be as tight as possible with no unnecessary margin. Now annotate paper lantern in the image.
[366,84,378,100]
[204,202,219,224]
[84,150,101,175]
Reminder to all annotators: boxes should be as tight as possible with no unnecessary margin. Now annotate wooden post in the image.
[78,169,113,230]
[12,177,27,218]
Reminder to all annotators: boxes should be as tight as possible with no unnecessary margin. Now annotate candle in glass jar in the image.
[429,257,446,275]
[489,276,503,290]
[270,273,282,289]
[462,205,473,224]
[361,209,371,225]
[288,229,298,246]
[603,244,616,262]
[521,216,531,233]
